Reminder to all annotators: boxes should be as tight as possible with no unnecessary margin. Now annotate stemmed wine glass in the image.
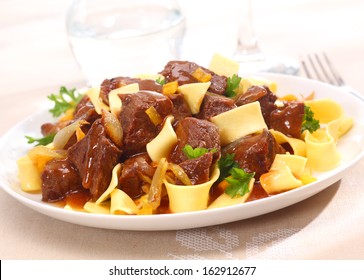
[234,0,299,75]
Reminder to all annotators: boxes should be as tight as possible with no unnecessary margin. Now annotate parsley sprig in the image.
[301,105,320,133]
[156,77,166,86]
[225,167,255,198]
[182,144,217,159]
[225,74,242,98]
[25,133,55,146]
[48,86,83,117]
[218,153,255,198]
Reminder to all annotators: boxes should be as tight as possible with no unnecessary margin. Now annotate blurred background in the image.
[1,0,363,95]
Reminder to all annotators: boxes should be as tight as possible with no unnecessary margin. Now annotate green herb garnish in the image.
[48,86,83,117]
[225,167,255,198]
[217,153,239,182]
[301,105,320,133]
[182,144,217,159]
[25,133,55,146]
[225,74,242,98]
[156,77,166,86]
[217,153,255,198]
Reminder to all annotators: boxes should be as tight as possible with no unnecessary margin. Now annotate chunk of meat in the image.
[118,153,155,199]
[169,117,220,164]
[119,91,173,157]
[160,60,227,95]
[41,158,84,202]
[195,92,236,120]
[270,102,305,139]
[100,77,162,105]
[179,152,213,185]
[222,129,284,179]
[73,95,99,124]
[67,119,122,201]
[166,93,192,124]
[235,85,277,126]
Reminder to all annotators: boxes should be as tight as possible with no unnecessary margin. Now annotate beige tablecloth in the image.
[1,0,364,260]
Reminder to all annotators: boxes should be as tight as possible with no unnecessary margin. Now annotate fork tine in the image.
[314,53,335,85]
[307,54,324,82]
[322,52,344,86]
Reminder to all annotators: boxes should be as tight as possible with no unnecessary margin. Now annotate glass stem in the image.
[234,0,264,62]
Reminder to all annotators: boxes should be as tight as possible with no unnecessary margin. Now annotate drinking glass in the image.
[234,0,299,75]
[66,0,186,86]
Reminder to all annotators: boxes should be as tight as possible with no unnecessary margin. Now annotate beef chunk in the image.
[67,119,122,201]
[167,93,192,124]
[169,117,220,164]
[41,158,83,202]
[160,61,227,95]
[118,153,155,199]
[270,102,305,139]
[222,129,284,179]
[100,77,162,105]
[41,120,70,137]
[195,92,236,120]
[235,85,277,126]
[179,152,213,185]
[73,95,99,124]
[119,91,173,157]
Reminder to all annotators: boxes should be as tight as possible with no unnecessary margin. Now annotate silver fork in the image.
[300,53,362,98]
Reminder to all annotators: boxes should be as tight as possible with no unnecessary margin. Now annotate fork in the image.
[300,52,362,98]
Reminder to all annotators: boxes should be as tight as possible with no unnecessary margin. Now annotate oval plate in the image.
[1,74,364,231]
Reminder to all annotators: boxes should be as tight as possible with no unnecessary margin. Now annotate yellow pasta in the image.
[95,163,122,204]
[208,53,240,77]
[270,129,307,157]
[164,166,220,213]
[146,116,177,162]
[84,202,110,214]
[270,154,308,178]
[17,155,42,192]
[110,189,138,215]
[211,101,267,145]
[208,178,254,209]
[304,98,343,124]
[304,129,341,171]
[177,82,210,114]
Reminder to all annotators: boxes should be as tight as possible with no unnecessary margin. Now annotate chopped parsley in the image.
[48,86,83,117]
[156,76,166,86]
[182,144,217,159]
[218,153,255,198]
[25,133,55,146]
[225,167,255,198]
[224,74,242,98]
[301,105,320,133]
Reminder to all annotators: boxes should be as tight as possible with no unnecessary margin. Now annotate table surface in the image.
[1,0,364,260]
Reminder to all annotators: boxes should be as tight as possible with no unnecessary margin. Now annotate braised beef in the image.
[222,129,284,179]
[270,102,305,139]
[41,158,84,202]
[67,119,122,201]
[167,93,192,124]
[178,152,213,185]
[160,61,227,95]
[119,91,173,157]
[73,95,99,124]
[235,85,277,126]
[118,153,155,199]
[100,77,163,105]
[169,117,220,164]
[195,92,236,120]
[41,120,70,137]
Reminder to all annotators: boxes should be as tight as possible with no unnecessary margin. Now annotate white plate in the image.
[1,74,364,231]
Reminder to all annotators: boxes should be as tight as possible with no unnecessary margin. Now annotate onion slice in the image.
[101,109,123,147]
[148,157,168,210]
[53,120,88,149]
[167,163,192,186]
